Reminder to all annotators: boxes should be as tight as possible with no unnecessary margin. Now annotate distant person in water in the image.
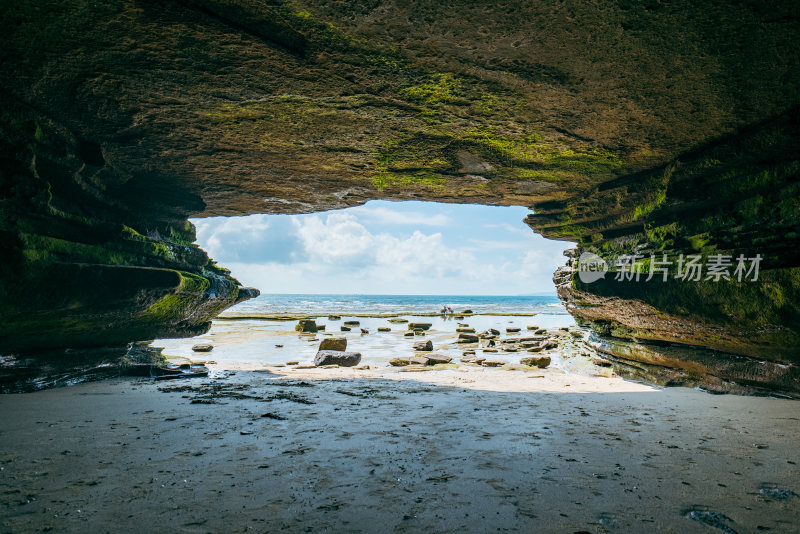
[440,305,448,314]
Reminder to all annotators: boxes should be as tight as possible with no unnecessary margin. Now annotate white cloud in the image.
[190,202,571,295]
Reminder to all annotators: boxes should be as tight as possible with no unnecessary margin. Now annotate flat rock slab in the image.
[408,323,432,330]
[390,356,430,366]
[314,350,362,367]
[521,356,552,368]
[426,354,453,365]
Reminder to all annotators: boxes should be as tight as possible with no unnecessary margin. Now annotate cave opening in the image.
[153,200,577,368]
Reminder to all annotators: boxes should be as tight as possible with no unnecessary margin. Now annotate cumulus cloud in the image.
[190,202,571,295]
[194,215,306,264]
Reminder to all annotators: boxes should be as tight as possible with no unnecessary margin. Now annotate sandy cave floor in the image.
[1,366,799,533]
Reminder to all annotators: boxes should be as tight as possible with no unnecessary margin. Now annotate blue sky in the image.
[192,201,572,295]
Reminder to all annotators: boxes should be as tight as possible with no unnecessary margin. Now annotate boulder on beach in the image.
[344,320,360,326]
[340,326,351,332]
[192,343,213,352]
[408,322,432,330]
[317,325,326,331]
[403,331,415,337]
[506,327,521,333]
[526,325,539,330]
[295,319,318,333]
[521,355,551,368]
[461,309,474,314]
[314,350,362,367]
[378,327,391,332]
[426,354,452,365]
[319,337,347,351]
[456,327,475,333]
[413,339,433,351]
[457,333,479,343]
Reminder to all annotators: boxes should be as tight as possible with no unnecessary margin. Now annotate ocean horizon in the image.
[224,293,564,317]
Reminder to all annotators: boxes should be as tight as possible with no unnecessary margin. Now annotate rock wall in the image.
[1,1,798,390]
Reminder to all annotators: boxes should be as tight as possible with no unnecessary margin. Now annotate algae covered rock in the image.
[296,320,318,333]
[319,337,347,351]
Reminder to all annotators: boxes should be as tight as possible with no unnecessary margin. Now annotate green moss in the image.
[371,172,447,190]
[400,74,465,116]
[178,271,210,294]
[633,187,667,220]
[140,271,211,323]
[687,233,711,251]
[20,233,128,265]
[141,294,197,323]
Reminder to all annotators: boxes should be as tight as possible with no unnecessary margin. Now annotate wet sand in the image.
[1,366,798,533]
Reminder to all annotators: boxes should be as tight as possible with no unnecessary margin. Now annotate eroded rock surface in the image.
[1,1,798,391]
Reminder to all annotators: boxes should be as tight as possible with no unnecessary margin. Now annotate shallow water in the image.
[155,295,575,368]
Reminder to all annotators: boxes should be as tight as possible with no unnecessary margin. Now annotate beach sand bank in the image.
[1,365,798,532]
